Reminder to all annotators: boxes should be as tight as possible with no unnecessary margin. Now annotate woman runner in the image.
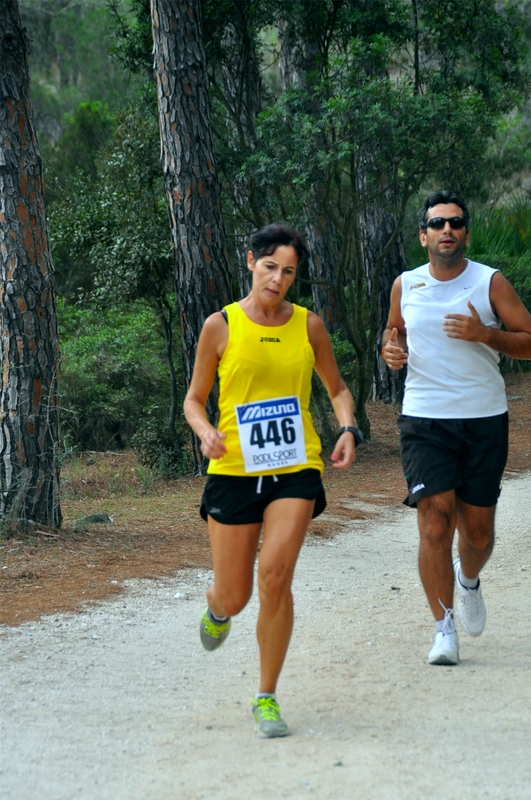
[184,223,359,737]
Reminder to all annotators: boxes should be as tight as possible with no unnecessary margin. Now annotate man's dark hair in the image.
[419,190,470,231]
[250,222,309,271]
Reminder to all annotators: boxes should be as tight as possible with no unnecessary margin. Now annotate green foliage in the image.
[487,110,531,192]
[470,196,531,312]
[47,101,114,196]
[271,0,410,64]
[496,251,531,315]
[470,196,531,260]
[130,406,192,479]
[25,0,531,456]
[58,300,171,451]
[108,0,153,75]
[248,17,527,215]
[49,93,171,302]
[415,0,527,95]
[471,196,531,371]
[48,95,185,457]
[310,333,359,449]
[243,1,529,209]
[239,0,529,433]
[329,332,358,389]
[21,0,143,147]
[90,98,173,307]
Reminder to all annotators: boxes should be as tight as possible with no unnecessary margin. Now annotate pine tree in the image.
[0,0,62,530]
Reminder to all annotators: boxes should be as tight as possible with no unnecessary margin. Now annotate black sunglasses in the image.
[425,216,467,230]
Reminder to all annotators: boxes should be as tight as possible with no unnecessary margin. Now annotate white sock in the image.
[457,566,479,590]
[255,692,276,700]
[208,609,229,623]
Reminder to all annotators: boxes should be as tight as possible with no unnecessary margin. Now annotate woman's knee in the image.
[208,581,253,617]
[257,561,293,609]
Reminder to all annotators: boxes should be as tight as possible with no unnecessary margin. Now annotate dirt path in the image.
[2,473,531,800]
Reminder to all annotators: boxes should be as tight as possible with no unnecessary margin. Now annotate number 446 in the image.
[249,418,296,449]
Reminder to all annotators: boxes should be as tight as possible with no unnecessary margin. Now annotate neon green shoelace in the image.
[203,619,229,638]
[254,698,281,720]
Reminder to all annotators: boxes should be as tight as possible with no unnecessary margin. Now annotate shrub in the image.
[59,300,172,450]
[130,406,192,479]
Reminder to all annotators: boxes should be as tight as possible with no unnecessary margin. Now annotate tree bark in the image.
[150,0,232,470]
[216,11,263,297]
[279,25,343,333]
[304,213,343,334]
[0,0,62,530]
[361,197,406,403]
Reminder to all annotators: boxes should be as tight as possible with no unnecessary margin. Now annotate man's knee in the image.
[457,501,496,550]
[417,492,456,545]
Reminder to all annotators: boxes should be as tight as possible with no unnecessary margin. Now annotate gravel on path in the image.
[1,474,530,800]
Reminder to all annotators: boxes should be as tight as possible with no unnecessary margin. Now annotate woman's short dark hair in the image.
[250,223,309,271]
[419,190,470,231]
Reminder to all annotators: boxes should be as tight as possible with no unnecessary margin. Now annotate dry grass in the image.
[2,373,531,627]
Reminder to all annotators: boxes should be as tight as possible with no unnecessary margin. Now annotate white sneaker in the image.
[453,559,486,637]
[428,607,459,665]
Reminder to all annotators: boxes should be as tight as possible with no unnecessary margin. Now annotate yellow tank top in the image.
[207,302,323,476]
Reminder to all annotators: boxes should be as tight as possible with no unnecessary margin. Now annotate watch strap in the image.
[338,426,363,446]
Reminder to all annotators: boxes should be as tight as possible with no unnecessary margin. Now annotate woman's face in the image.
[247,245,298,304]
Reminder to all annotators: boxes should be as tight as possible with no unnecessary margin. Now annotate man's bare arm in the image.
[443,272,531,359]
[381,276,408,370]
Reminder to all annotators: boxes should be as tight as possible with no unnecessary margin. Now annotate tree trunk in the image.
[155,299,179,444]
[304,213,344,333]
[279,26,343,333]
[150,0,232,471]
[361,197,406,404]
[216,14,263,297]
[0,1,62,530]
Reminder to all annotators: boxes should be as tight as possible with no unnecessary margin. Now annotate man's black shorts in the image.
[200,469,326,525]
[398,412,509,508]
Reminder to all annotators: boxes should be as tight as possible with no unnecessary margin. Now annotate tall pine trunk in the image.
[304,214,343,334]
[279,27,343,333]
[0,1,61,530]
[150,0,232,471]
[217,18,263,297]
[361,197,406,404]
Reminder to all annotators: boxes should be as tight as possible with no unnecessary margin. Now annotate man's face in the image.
[419,202,470,262]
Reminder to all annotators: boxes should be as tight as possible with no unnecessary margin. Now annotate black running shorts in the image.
[200,468,326,524]
[398,412,509,508]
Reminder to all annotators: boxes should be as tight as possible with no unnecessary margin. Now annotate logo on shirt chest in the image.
[260,337,281,342]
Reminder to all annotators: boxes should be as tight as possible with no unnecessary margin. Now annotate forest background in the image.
[1,0,531,622]
[11,0,531,476]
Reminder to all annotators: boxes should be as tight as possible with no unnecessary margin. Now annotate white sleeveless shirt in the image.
[400,259,507,419]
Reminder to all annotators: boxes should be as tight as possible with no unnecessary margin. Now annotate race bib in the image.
[235,395,307,473]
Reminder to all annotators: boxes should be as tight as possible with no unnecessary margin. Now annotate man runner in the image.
[381,189,531,665]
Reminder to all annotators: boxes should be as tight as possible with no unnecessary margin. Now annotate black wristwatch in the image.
[338,426,363,446]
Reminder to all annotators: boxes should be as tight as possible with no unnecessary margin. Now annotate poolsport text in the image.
[252,448,298,465]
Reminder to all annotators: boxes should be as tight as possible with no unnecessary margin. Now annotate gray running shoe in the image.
[428,606,459,665]
[453,559,486,637]
[251,697,289,738]
[199,609,231,651]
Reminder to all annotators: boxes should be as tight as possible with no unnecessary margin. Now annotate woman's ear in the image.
[247,250,256,271]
